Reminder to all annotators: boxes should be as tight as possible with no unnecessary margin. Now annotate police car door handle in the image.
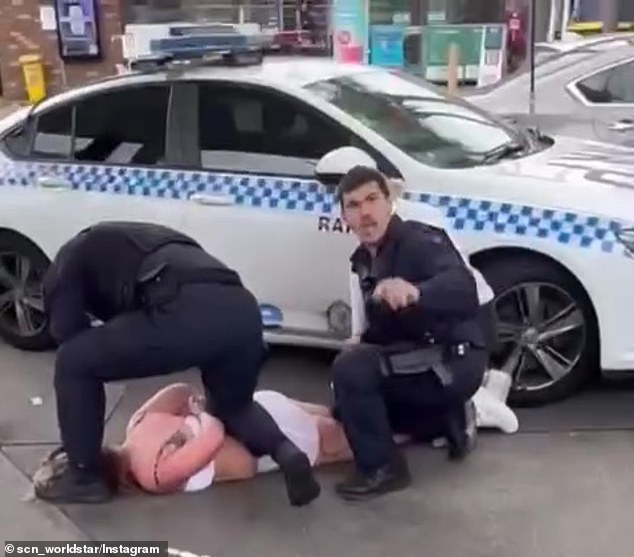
[189,193,234,206]
[36,176,72,190]
[608,119,634,132]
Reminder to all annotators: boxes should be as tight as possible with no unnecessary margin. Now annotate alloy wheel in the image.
[491,281,587,394]
[0,251,47,338]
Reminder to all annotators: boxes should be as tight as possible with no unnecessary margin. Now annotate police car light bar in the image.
[129,44,264,72]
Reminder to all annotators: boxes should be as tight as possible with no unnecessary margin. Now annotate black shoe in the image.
[274,441,321,507]
[34,466,112,504]
[446,400,478,461]
[335,454,411,501]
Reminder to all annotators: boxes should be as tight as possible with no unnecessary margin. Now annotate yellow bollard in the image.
[19,54,47,104]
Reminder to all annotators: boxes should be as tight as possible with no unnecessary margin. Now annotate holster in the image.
[379,344,455,387]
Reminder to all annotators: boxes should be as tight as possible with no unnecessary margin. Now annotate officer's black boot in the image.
[273,439,321,507]
[446,399,478,461]
[335,451,411,501]
[35,463,112,505]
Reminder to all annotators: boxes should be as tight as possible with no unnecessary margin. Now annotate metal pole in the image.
[529,0,536,118]
[600,0,619,33]
[561,0,571,38]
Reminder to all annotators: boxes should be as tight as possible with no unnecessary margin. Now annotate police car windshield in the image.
[304,70,521,168]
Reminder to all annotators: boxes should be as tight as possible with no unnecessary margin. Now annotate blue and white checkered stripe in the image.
[404,191,624,255]
[0,160,336,214]
[0,159,627,256]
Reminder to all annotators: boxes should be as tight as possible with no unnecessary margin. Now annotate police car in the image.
[0,45,633,407]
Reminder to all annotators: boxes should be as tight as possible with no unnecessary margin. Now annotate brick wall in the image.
[0,0,125,102]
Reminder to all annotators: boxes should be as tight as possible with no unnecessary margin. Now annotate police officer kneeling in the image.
[331,167,488,501]
[37,221,320,506]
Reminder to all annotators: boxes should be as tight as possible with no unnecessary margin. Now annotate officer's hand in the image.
[373,278,420,310]
[188,394,206,415]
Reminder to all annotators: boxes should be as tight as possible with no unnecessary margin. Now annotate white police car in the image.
[0,48,633,407]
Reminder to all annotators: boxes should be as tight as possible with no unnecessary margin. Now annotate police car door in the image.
[177,80,359,340]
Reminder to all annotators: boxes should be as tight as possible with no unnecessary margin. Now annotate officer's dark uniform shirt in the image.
[42,221,240,345]
[350,214,485,348]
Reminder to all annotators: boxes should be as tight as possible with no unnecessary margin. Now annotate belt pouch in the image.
[380,345,454,387]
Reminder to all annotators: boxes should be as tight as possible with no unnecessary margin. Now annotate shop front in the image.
[573,0,634,22]
[332,0,516,85]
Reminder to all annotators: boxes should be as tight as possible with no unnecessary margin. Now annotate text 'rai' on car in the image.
[0,45,633,407]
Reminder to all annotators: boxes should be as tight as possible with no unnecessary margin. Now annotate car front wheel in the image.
[0,233,54,351]
[479,255,598,407]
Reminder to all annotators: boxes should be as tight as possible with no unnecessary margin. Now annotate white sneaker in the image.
[472,387,519,434]
[482,369,513,403]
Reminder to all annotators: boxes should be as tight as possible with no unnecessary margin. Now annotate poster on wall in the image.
[54,0,102,61]
[369,24,406,67]
[332,0,369,63]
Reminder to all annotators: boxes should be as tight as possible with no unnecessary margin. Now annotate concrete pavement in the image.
[2,341,634,556]
[0,450,88,542]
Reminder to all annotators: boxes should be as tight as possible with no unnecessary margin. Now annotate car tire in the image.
[0,233,54,351]
[478,254,598,407]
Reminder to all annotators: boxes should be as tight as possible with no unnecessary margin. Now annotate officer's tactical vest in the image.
[351,217,485,348]
[78,221,240,318]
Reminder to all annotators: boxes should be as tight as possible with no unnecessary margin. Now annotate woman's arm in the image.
[154,413,225,491]
[126,383,197,436]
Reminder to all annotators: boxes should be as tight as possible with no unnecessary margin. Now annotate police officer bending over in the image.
[331,167,488,501]
[37,221,320,506]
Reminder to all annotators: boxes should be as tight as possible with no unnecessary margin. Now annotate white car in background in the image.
[0,52,633,407]
[467,34,634,145]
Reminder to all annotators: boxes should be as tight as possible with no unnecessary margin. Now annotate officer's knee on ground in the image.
[331,344,382,392]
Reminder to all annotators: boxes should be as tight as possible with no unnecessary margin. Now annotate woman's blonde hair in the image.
[27,445,140,500]
[29,447,68,498]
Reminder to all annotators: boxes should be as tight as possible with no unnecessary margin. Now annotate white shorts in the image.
[253,390,320,473]
[183,461,215,492]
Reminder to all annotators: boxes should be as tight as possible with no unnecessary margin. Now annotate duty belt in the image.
[136,264,242,306]
[138,264,242,287]
[378,342,472,387]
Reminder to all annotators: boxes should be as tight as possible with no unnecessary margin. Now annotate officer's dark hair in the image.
[336,165,390,204]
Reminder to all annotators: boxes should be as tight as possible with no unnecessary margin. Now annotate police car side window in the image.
[197,84,351,176]
[576,61,634,104]
[72,85,171,165]
[32,105,74,159]
[1,104,73,160]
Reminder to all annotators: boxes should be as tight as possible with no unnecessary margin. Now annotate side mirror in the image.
[315,146,378,185]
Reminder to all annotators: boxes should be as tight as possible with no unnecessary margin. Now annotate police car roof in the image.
[31,56,371,114]
[180,55,372,85]
[212,55,369,81]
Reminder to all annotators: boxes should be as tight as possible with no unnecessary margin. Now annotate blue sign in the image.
[54,0,101,60]
[369,25,405,67]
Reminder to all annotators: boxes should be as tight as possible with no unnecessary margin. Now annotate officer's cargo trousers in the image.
[54,282,286,476]
[331,343,487,473]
